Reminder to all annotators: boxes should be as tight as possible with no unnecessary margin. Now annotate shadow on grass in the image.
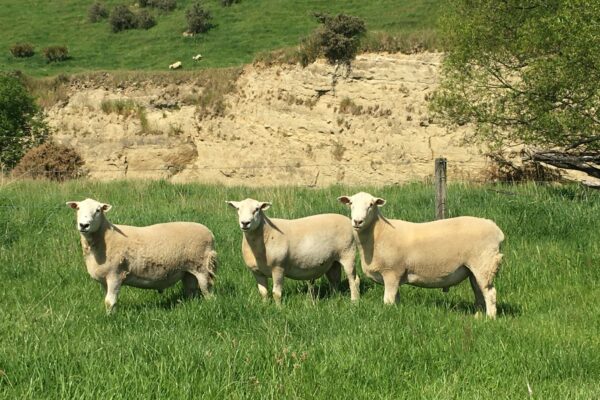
[432,297,522,317]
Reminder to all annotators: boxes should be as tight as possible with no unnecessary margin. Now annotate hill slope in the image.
[1,0,440,76]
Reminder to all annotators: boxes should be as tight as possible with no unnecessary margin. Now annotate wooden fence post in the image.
[435,158,447,220]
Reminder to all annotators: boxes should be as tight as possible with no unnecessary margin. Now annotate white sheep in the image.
[338,192,504,318]
[66,198,217,313]
[169,61,182,69]
[192,54,203,61]
[226,198,360,304]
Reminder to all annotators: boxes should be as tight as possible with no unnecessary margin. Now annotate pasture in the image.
[1,0,440,76]
[0,180,599,398]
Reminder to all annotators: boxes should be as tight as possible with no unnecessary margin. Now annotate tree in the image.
[434,0,600,178]
[186,2,213,34]
[313,13,366,70]
[0,74,48,171]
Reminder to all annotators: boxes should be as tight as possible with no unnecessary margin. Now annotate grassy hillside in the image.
[0,0,440,77]
[1,180,599,398]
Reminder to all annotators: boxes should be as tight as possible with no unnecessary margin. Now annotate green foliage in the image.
[136,9,157,30]
[186,2,213,34]
[312,13,366,67]
[151,0,177,12]
[88,2,109,23]
[221,0,241,6]
[1,181,600,398]
[109,5,137,32]
[42,46,69,63]
[434,0,600,152]
[9,43,34,58]
[0,74,48,170]
[12,141,85,181]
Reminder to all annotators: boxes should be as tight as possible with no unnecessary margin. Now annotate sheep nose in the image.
[353,219,363,226]
[241,221,251,229]
[79,223,90,230]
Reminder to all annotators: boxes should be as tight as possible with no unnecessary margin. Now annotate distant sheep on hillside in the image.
[169,61,182,69]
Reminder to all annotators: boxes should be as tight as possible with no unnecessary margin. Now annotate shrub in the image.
[9,43,34,58]
[43,46,69,62]
[12,141,85,181]
[138,0,150,7]
[136,9,156,29]
[88,2,109,23]
[110,5,137,32]
[0,74,49,170]
[186,2,213,34]
[221,0,241,6]
[151,0,177,12]
[312,13,366,67]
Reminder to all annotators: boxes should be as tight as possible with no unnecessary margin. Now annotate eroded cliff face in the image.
[48,52,490,186]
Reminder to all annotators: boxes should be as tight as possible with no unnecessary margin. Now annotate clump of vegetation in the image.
[109,5,137,32]
[12,141,85,181]
[299,13,366,70]
[136,9,156,30]
[140,0,177,12]
[101,99,140,117]
[338,97,362,115]
[360,30,439,54]
[186,2,213,34]
[153,0,177,11]
[0,73,48,170]
[9,43,34,58]
[42,46,69,63]
[221,0,241,6]
[88,2,109,23]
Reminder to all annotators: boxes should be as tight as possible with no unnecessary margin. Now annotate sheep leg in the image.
[104,274,122,314]
[468,273,485,317]
[381,270,400,305]
[271,267,285,306]
[195,271,214,299]
[182,272,199,299]
[325,262,342,293]
[252,271,269,301]
[339,254,360,302]
[307,279,316,300]
[471,272,497,319]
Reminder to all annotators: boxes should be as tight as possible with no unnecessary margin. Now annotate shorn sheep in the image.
[169,61,182,69]
[227,198,360,304]
[338,192,504,318]
[66,198,217,313]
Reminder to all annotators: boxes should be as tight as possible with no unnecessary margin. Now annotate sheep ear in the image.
[338,196,351,205]
[375,198,386,207]
[66,201,79,210]
[226,201,240,210]
[101,203,112,212]
[260,202,271,211]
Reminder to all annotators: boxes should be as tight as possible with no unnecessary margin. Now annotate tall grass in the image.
[0,180,599,398]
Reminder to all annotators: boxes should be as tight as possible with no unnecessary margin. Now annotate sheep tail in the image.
[205,249,218,279]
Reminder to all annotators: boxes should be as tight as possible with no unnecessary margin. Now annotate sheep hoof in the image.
[442,287,449,293]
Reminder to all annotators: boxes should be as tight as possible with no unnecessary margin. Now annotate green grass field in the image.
[1,180,599,398]
[1,0,440,77]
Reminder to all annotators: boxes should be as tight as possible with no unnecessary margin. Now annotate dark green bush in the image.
[151,0,176,11]
[88,2,109,23]
[312,13,366,67]
[136,9,156,29]
[9,43,34,58]
[186,2,213,34]
[138,0,150,7]
[0,74,48,170]
[12,141,85,181]
[221,0,241,6]
[110,5,137,32]
[42,46,69,63]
